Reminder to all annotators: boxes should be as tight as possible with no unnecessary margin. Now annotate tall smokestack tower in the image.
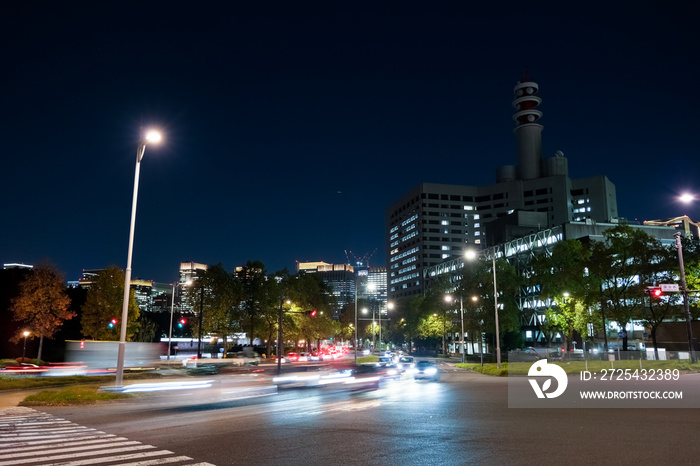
[512,77,543,180]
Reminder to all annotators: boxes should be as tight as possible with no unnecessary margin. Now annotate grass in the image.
[357,356,380,364]
[0,372,164,391]
[21,385,133,406]
[456,358,700,376]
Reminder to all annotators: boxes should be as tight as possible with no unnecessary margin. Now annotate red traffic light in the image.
[652,288,663,297]
[180,319,186,324]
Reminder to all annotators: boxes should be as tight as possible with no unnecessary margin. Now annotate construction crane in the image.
[345,248,377,268]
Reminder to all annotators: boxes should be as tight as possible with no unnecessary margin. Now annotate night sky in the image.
[2,1,698,284]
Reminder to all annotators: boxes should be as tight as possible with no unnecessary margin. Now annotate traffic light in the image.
[108,318,118,328]
[178,318,186,328]
[646,287,663,298]
[305,310,317,317]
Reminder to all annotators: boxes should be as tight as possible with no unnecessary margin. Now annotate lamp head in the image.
[679,193,695,204]
[144,130,162,144]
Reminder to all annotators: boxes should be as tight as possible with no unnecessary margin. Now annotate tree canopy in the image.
[81,266,140,341]
[10,263,74,361]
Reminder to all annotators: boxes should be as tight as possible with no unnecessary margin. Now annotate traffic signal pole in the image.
[675,233,696,362]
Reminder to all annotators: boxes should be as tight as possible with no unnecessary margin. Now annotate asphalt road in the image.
[10,362,700,465]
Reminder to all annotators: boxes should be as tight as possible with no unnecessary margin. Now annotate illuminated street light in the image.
[465,248,501,368]
[679,193,695,204]
[384,302,395,353]
[22,331,29,362]
[445,294,465,363]
[116,128,161,387]
[354,275,374,363]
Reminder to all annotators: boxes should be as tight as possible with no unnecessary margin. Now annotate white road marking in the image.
[0,407,215,466]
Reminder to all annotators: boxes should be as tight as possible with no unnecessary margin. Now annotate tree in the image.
[238,260,269,346]
[637,242,687,357]
[10,264,74,362]
[81,266,140,341]
[531,239,600,350]
[457,255,521,353]
[588,224,664,351]
[286,272,334,351]
[196,263,244,353]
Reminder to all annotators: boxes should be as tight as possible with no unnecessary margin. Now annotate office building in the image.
[386,77,618,301]
[297,261,387,319]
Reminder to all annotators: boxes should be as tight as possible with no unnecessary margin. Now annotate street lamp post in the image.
[675,232,696,362]
[116,129,161,387]
[196,283,204,359]
[167,283,176,361]
[463,248,500,367]
[22,331,29,362]
[447,295,465,363]
[385,302,396,354]
[363,307,376,351]
[277,297,285,375]
[491,249,501,369]
[465,248,501,368]
[354,276,358,365]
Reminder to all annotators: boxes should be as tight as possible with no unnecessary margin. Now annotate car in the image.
[298,352,310,362]
[377,356,394,367]
[414,360,439,381]
[286,352,299,362]
[396,356,416,376]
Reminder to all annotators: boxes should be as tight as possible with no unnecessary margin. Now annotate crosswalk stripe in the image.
[39,449,176,466]
[0,431,104,441]
[0,408,214,466]
[0,444,158,465]
[0,421,72,427]
[1,428,93,435]
[108,456,196,466]
[0,437,128,453]
[0,434,117,447]
[0,440,142,460]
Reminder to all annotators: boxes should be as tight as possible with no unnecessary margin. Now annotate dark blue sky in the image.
[2,1,698,283]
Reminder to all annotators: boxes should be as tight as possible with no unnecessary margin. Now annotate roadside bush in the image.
[0,359,20,368]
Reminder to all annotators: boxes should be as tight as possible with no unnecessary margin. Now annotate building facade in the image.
[297,261,388,319]
[386,77,618,301]
[422,219,682,351]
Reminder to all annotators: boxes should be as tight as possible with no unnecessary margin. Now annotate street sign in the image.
[618,331,627,338]
[660,284,679,292]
